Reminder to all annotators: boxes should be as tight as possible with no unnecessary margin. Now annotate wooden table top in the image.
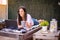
[33,30,60,37]
[0,26,41,38]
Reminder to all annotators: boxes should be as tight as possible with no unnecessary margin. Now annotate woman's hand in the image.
[25,21,32,28]
[18,25,23,29]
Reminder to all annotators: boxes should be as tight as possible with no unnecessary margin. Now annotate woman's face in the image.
[19,8,25,17]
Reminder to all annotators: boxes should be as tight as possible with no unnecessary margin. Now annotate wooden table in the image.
[0,26,41,40]
[33,30,60,40]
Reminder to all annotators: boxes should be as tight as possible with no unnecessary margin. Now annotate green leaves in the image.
[39,20,49,26]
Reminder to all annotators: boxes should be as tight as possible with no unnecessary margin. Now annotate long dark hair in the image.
[17,6,27,25]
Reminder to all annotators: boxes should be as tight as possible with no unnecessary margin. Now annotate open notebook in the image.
[1,25,39,33]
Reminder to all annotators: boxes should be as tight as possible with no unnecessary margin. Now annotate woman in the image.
[17,6,34,30]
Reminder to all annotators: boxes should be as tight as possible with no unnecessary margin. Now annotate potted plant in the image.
[39,20,49,31]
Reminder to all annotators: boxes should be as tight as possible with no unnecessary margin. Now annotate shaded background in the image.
[8,0,60,29]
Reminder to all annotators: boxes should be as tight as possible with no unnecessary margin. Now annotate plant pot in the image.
[41,26,48,31]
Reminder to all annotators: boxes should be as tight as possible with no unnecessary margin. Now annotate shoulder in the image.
[27,14,31,16]
[27,14,31,17]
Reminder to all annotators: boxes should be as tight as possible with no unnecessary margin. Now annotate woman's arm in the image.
[17,18,23,29]
[26,14,34,28]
